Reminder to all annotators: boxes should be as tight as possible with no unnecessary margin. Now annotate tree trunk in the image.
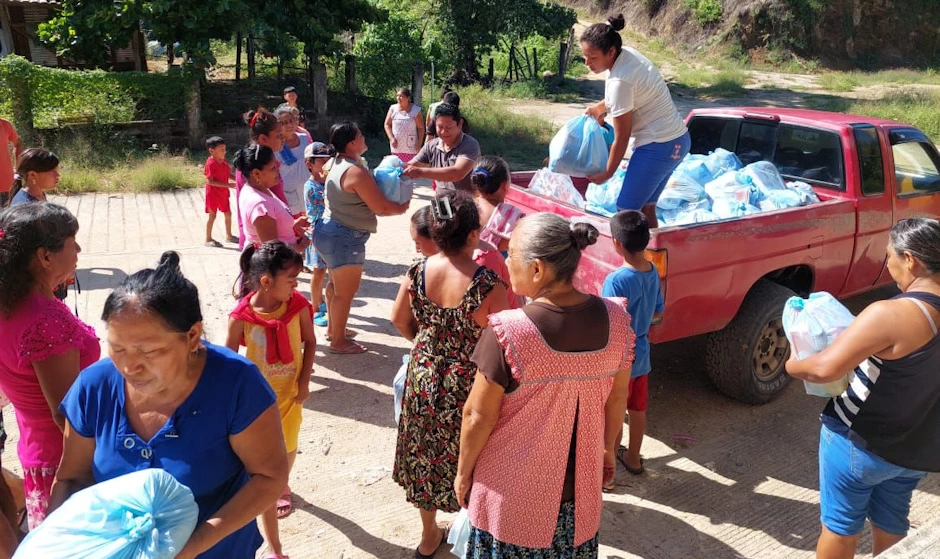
[235,32,242,82]
[277,55,284,83]
[533,48,539,76]
[167,43,175,67]
[558,41,568,80]
[187,77,205,150]
[488,58,494,82]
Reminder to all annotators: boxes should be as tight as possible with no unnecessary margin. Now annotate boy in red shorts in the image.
[204,136,237,247]
[602,210,664,483]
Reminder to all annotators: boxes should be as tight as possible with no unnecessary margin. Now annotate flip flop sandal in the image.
[414,524,448,559]
[276,490,293,519]
[328,342,367,355]
[325,329,358,342]
[617,445,645,475]
[314,314,329,327]
[264,554,290,559]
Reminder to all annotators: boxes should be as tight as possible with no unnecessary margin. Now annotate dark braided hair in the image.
[236,241,303,299]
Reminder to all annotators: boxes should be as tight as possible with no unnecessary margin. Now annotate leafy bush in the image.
[0,57,188,128]
[683,0,723,26]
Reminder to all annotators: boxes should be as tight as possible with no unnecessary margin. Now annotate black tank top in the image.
[823,291,940,472]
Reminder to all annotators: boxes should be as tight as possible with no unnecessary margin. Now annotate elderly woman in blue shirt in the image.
[49,251,288,559]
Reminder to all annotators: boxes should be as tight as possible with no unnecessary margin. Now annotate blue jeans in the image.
[313,219,370,270]
[617,131,691,211]
[819,422,927,536]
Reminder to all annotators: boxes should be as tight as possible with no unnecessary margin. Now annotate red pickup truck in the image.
[506,108,940,404]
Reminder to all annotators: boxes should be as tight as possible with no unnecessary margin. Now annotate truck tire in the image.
[705,279,794,404]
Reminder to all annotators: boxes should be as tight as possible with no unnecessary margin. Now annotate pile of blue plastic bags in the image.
[654,149,821,226]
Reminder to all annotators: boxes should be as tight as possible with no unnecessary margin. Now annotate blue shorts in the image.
[313,219,370,270]
[819,422,927,536]
[617,131,691,211]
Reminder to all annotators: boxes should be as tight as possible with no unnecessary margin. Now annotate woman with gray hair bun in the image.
[787,217,940,559]
[455,212,636,558]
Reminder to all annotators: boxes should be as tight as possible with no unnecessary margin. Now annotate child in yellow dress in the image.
[227,240,316,559]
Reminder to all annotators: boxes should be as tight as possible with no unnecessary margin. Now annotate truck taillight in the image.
[645,249,667,279]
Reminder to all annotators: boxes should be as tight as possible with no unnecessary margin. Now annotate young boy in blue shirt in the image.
[602,210,664,479]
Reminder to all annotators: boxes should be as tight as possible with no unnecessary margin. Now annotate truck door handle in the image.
[809,235,824,259]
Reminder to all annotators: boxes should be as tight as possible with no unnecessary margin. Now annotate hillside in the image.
[571,0,939,70]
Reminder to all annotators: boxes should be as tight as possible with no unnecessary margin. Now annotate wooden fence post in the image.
[235,32,242,82]
[411,62,424,107]
[345,54,358,94]
[488,58,494,82]
[558,41,568,79]
[312,63,328,137]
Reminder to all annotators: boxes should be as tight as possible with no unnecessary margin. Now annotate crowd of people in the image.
[0,16,937,559]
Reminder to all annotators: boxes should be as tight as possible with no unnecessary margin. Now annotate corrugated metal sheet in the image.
[0,1,62,7]
[22,5,56,66]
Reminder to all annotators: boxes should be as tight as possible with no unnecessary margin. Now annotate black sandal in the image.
[414,524,448,559]
[617,445,645,475]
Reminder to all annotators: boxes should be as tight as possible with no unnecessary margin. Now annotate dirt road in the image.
[1,187,936,558]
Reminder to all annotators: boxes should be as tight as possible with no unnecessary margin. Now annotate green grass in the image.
[48,132,202,194]
[672,64,750,97]
[818,68,940,92]
[457,85,555,170]
[485,78,587,103]
[806,91,940,142]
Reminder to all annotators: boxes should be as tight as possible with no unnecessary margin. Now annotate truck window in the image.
[772,125,844,189]
[853,126,885,196]
[892,141,940,197]
[736,121,776,166]
[688,117,739,155]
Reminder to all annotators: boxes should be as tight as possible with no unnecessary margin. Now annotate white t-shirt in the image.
[276,133,310,215]
[604,47,687,147]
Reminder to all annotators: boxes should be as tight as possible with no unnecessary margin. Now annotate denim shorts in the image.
[617,131,691,211]
[819,422,928,536]
[313,218,370,270]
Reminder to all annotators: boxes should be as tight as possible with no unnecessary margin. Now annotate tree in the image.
[39,0,383,71]
[437,0,575,82]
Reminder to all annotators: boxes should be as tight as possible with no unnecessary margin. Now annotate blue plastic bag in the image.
[585,164,626,217]
[759,189,804,210]
[373,156,414,204]
[704,148,743,177]
[669,208,720,226]
[674,154,713,186]
[548,115,609,177]
[712,198,761,219]
[742,160,787,195]
[782,292,856,397]
[788,181,821,205]
[704,170,758,204]
[15,469,199,559]
[394,354,407,424]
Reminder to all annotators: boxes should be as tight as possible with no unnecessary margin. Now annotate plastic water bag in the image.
[373,155,414,204]
[548,115,609,177]
[782,292,856,397]
[528,168,586,208]
[394,355,408,424]
[447,508,472,559]
[742,160,788,194]
[704,148,743,177]
[585,163,627,217]
[15,469,199,559]
[674,154,714,186]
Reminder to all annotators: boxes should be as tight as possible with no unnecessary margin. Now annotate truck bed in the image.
[506,171,858,343]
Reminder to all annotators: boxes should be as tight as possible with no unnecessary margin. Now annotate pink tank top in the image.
[468,298,635,548]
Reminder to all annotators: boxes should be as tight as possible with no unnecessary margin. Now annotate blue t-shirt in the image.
[9,189,40,206]
[602,265,664,377]
[59,343,276,559]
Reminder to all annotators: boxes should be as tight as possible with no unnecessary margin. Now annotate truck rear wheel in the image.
[705,279,794,404]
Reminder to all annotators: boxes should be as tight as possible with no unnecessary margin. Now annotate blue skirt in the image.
[466,501,598,558]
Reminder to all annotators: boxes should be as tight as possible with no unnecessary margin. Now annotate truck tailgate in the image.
[506,174,858,343]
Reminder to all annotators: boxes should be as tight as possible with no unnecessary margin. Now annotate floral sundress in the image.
[393,260,499,512]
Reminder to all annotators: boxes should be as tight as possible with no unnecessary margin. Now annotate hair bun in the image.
[157,251,181,271]
[570,222,599,251]
[608,14,626,31]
